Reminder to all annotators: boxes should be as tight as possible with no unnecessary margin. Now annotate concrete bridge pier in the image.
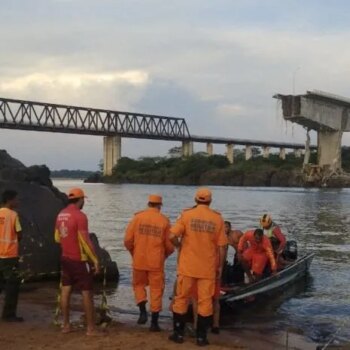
[226,144,234,164]
[245,145,252,160]
[263,146,270,159]
[206,142,213,156]
[279,147,286,160]
[318,130,342,169]
[182,140,194,157]
[103,135,121,176]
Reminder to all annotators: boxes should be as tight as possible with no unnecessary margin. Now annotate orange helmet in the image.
[260,214,272,229]
[148,194,163,204]
[68,188,86,200]
[195,188,212,203]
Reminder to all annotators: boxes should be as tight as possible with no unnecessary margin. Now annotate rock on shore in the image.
[0,150,118,282]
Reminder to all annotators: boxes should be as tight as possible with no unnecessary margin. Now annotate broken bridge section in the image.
[274,90,350,173]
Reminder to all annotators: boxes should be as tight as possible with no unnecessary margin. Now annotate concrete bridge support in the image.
[206,142,213,156]
[245,145,252,160]
[226,144,234,164]
[279,148,286,160]
[263,146,270,159]
[182,140,194,157]
[318,130,342,170]
[103,135,121,176]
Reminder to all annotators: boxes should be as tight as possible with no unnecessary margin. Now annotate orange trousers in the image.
[243,248,268,275]
[172,275,215,317]
[132,269,164,312]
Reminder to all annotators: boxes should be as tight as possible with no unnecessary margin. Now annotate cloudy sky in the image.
[1,0,350,170]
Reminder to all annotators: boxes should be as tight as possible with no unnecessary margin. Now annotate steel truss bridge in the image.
[0,97,190,141]
[0,97,312,149]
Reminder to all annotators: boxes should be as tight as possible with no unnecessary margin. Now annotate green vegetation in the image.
[92,147,350,186]
[51,169,95,179]
[106,150,316,186]
[110,154,231,184]
[342,147,350,172]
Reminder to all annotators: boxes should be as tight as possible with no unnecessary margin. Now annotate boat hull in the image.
[220,253,314,305]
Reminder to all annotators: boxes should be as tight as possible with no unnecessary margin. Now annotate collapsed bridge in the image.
[275,90,350,175]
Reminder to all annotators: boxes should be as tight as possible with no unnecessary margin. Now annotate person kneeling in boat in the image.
[237,229,277,282]
[260,214,287,269]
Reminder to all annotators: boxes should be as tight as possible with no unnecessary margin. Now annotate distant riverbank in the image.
[51,169,95,179]
[100,154,306,187]
[96,150,350,188]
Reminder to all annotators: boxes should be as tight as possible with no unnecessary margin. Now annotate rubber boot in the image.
[196,315,211,347]
[137,301,148,325]
[168,312,185,344]
[150,312,161,332]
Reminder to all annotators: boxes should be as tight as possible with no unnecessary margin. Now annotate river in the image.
[53,180,350,344]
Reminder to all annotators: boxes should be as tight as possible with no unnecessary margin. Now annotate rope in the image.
[319,320,346,350]
[53,280,62,327]
[100,267,109,312]
[18,260,112,327]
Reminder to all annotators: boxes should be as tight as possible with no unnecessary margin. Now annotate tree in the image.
[251,147,261,157]
[168,146,182,158]
[98,159,103,172]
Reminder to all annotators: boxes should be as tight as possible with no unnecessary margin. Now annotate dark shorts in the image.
[61,257,93,291]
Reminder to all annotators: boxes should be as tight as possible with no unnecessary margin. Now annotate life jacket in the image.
[0,208,20,258]
[264,223,278,239]
[263,223,281,251]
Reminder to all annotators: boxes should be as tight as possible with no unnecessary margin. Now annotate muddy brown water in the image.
[50,180,350,346]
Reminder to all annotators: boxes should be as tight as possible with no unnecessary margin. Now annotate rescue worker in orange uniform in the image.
[124,194,174,332]
[55,188,101,336]
[237,229,277,282]
[0,190,23,322]
[169,188,227,347]
[260,214,287,256]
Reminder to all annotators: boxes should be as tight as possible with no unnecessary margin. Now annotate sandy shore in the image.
[0,282,317,350]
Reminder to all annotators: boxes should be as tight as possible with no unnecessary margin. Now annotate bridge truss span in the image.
[0,97,191,140]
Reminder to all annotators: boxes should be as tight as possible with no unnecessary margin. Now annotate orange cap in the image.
[148,194,163,204]
[68,188,86,200]
[195,188,212,203]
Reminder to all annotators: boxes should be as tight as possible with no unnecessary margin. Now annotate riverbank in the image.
[101,154,306,187]
[0,282,316,350]
[97,152,350,188]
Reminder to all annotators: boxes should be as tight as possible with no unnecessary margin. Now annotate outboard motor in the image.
[283,240,298,261]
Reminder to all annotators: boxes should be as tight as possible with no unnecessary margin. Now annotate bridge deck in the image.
[0,97,313,149]
[0,97,190,140]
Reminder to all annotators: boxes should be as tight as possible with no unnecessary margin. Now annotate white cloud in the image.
[0,70,149,91]
[216,103,247,117]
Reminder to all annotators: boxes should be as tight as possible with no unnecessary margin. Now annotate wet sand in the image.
[0,283,317,350]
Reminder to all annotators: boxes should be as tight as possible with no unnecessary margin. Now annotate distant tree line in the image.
[51,169,96,179]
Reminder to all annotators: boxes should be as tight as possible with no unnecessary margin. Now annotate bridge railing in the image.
[0,97,191,140]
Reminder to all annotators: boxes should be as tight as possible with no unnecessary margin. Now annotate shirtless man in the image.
[224,221,243,264]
